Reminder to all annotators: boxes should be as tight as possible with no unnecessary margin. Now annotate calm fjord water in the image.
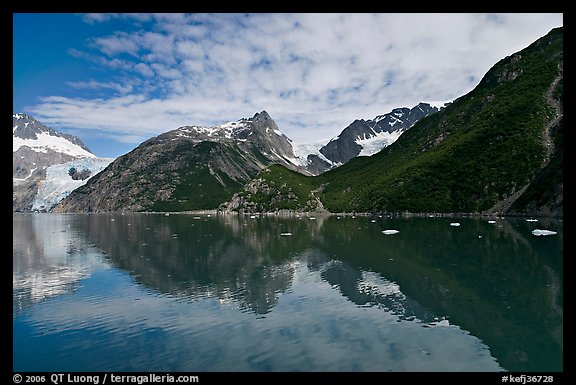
[13,213,562,372]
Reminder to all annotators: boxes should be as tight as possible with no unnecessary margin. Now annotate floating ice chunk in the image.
[433,319,450,327]
[280,232,292,236]
[532,229,557,236]
[382,230,399,235]
[526,219,538,222]
[450,222,461,226]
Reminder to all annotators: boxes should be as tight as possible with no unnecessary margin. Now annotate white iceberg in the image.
[532,229,557,236]
[382,230,400,235]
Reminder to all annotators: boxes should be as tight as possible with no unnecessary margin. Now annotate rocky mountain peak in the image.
[13,113,93,153]
[251,110,272,121]
[314,102,440,166]
[249,110,282,134]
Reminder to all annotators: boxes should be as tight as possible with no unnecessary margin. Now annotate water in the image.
[13,213,563,372]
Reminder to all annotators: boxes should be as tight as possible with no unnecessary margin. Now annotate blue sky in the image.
[13,13,563,158]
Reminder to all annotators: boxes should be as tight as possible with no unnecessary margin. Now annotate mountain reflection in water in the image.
[13,213,562,372]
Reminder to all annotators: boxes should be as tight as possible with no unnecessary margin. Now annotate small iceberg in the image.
[280,232,292,236]
[382,230,399,235]
[450,222,461,227]
[532,229,557,236]
[526,219,538,222]
[432,319,451,327]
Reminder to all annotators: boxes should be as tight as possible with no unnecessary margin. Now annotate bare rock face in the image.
[54,112,310,213]
[319,103,440,165]
[295,102,441,175]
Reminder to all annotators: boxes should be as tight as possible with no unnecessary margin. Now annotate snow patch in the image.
[357,129,403,157]
[14,132,95,158]
[290,140,335,168]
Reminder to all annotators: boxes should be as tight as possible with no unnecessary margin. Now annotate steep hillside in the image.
[54,111,307,212]
[226,27,563,217]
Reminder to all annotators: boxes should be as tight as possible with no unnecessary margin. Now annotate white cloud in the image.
[134,63,155,77]
[91,32,141,57]
[26,13,563,150]
[66,80,134,94]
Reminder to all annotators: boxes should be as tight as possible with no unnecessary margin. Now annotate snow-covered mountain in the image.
[294,102,445,175]
[168,110,302,171]
[13,113,114,212]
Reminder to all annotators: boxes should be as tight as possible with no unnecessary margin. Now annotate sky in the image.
[13,13,563,159]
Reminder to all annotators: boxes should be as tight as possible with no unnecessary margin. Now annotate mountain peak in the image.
[250,111,275,128]
[13,113,94,157]
[13,112,31,120]
[252,110,271,120]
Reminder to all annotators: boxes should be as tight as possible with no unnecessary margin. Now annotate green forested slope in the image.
[230,27,563,216]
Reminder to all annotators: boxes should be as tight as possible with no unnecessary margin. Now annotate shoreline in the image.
[19,209,563,219]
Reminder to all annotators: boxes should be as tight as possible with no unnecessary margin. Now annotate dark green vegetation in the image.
[221,165,319,212]
[148,142,246,211]
[235,27,563,216]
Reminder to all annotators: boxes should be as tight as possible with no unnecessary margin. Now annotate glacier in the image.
[31,157,114,212]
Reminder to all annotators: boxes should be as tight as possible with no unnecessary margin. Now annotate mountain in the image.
[298,102,441,174]
[13,113,114,212]
[53,111,308,213]
[223,27,563,217]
